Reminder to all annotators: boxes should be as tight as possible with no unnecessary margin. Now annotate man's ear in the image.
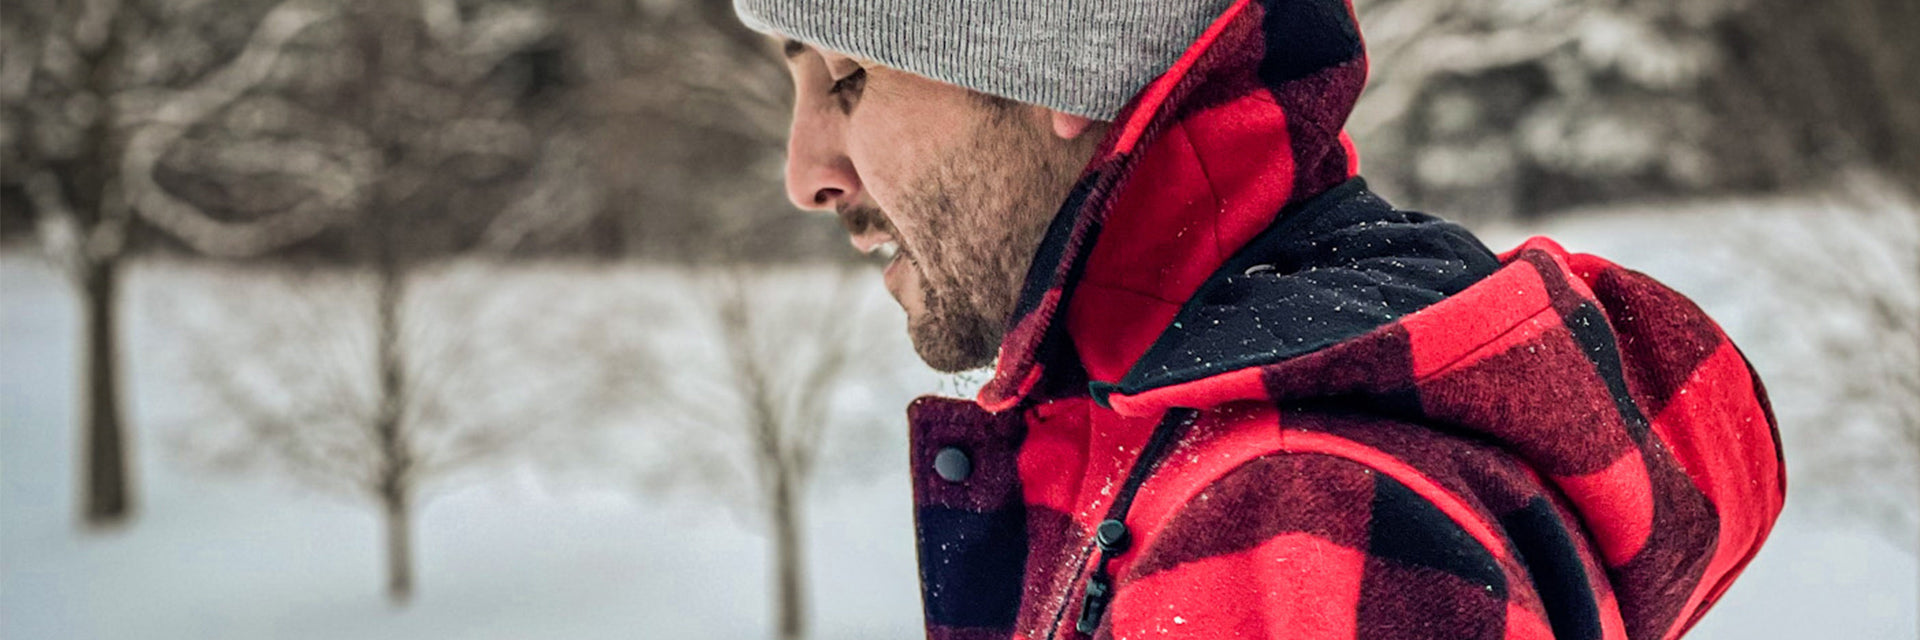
[1051,110,1097,140]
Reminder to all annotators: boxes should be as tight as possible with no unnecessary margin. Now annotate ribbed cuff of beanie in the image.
[735,0,1234,121]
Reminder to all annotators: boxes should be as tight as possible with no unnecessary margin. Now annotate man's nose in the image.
[784,115,860,212]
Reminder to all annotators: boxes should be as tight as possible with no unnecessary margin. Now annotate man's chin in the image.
[906,312,998,374]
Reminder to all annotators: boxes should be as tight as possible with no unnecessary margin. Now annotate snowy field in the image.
[3,186,1915,639]
[2,260,944,640]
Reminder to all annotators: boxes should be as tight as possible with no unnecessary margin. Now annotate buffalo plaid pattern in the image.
[977,0,1365,412]
[903,0,1784,638]
[911,243,1783,640]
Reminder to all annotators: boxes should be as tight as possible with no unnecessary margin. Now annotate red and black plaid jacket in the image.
[904,0,1786,639]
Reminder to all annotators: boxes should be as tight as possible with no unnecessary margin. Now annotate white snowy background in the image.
[3,177,1915,639]
[6,0,1915,635]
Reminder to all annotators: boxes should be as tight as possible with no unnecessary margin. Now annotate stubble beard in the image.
[895,111,1091,373]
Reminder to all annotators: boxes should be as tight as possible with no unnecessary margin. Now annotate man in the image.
[735,0,1786,638]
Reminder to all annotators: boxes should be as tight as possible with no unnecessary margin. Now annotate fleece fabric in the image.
[904,0,1786,639]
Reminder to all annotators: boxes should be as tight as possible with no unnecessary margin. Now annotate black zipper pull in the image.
[1070,409,1195,637]
[1075,570,1114,635]
[1075,519,1131,634]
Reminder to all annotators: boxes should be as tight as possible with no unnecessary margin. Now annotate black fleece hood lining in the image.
[1091,179,1502,406]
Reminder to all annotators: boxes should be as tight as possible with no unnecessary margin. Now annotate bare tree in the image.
[0,0,357,528]
[636,261,899,640]
[542,6,904,634]
[152,0,605,604]
[524,5,899,632]
[164,249,653,603]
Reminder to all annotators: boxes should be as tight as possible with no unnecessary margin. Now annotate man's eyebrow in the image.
[781,39,807,60]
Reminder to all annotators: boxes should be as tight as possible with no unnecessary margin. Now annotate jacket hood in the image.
[976,0,1369,411]
[1109,225,1784,637]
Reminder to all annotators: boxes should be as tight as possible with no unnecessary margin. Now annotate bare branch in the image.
[119,0,357,257]
[25,171,87,279]
[479,136,606,253]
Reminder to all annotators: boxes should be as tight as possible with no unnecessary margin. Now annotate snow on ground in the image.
[2,184,1914,639]
[3,258,935,640]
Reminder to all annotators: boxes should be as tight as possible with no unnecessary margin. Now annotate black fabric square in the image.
[917,504,1027,629]
[1366,476,1507,598]
[1563,301,1653,442]
[1502,497,1603,640]
[1258,0,1363,86]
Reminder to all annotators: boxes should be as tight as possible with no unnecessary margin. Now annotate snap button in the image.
[1242,263,1276,276]
[933,447,971,483]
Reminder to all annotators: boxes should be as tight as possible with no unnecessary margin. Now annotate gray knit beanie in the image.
[733,0,1238,120]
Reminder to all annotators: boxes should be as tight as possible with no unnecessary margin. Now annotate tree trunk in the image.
[372,249,414,605]
[771,470,806,640]
[80,257,132,528]
[382,484,413,604]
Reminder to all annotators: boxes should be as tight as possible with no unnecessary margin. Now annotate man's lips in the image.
[881,245,909,301]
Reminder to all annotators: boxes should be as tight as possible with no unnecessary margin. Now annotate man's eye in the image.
[828,68,866,106]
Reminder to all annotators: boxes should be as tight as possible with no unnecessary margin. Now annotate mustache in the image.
[836,203,893,239]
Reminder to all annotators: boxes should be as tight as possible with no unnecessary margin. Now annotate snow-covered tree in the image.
[1351,0,1920,221]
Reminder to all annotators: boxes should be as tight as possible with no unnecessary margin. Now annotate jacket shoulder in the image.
[1104,407,1587,639]
[1105,440,1558,639]
[1126,415,1516,584]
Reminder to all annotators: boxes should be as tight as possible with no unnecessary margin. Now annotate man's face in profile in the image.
[778,41,1102,373]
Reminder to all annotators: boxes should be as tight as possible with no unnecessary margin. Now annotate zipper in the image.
[1059,407,1202,637]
